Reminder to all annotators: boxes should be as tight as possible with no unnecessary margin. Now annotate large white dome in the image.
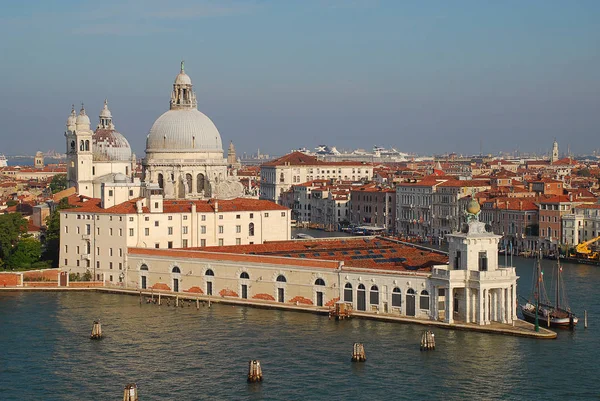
[146,109,223,153]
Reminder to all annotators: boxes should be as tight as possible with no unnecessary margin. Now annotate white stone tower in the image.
[431,198,518,325]
[65,105,94,196]
[551,139,559,163]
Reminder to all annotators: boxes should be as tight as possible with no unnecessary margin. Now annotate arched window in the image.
[70,140,75,150]
[407,288,416,295]
[140,264,149,271]
[205,269,214,276]
[197,173,205,193]
[240,272,249,279]
[249,222,255,236]
[344,283,353,302]
[420,290,430,310]
[80,140,84,151]
[370,285,379,305]
[158,173,164,189]
[279,172,284,183]
[84,140,90,151]
[276,275,286,283]
[185,173,192,193]
[172,266,181,274]
[315,278,325,286]
[392,287,401,307]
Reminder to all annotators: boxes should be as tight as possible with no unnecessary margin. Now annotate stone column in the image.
[432,285,438,321]
[446,285,454,324]
[500,287,506,323]
[465,287,470,323]
[478,287,484,325]
[512,284,518,320]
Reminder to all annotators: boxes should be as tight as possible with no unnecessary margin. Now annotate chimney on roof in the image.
[214,200,219,213]
[136,200,143,214]
[191,202,196,214]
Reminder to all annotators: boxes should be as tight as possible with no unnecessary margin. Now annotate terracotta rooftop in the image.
[188,237,448,272]
[261,151,371,167]
[63,196,288,214]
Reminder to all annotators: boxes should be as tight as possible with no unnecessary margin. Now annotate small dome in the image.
[67,106,77,127]
[146,109,223,153]
[466,198,481,215]
[76,106,90,127]
[93,129,132,161]
[175,72,192,85]
[99,99,112,118]
[114,173,128,183]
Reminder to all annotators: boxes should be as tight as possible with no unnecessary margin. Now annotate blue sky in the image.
[0,0,598,157]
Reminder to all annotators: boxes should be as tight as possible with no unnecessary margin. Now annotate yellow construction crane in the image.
[575,235,600,259]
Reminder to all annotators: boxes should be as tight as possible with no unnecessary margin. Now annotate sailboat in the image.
[519,251,578,328]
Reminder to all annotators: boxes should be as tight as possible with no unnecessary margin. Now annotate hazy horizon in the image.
[1,0,598,158]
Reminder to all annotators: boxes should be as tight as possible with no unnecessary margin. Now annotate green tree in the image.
[576,168,591,177]
[0,213,28,267]
[42,197,74,266]
[5,237,41,269]
[49,174,67,194]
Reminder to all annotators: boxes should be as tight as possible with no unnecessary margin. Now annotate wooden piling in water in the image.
[90,321,102,340]
[585,310,588,328]
[247,360,263,382]
[351,343,366,362]
[196,297,199,310]
[123,383,138,401]
[158,293,161,306]
[420,330,435,351]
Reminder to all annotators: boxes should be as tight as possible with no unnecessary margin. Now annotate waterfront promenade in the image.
[0,285,556,339]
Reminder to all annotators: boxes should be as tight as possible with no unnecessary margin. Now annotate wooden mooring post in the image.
[420,330,435,351]
[90,321,102,340]
[123,383,138,401]
[584,310,588,329]
[351,343,366,362]
[196,297,199,310]
[158,293,161,306]
[247,360,263,383]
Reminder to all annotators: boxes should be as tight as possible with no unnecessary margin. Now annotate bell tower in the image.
[551,139,559,163]
[65,104,94,196]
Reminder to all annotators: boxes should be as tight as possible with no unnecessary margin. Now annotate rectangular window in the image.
[129,217,134,222]
[119,263,122,270]
[479,251,488,271]
[168,216,173,220]
[218,225,224,234]
[236,215,241,219]
[250,213,254,219]
[85,224,90,235]
[64,245,68,253]
[109,262,113,270]
[97,227,100,235]
[183,215,188,220]
[76,260,80,267]
[110,275,113,282]
[64,259,68,266]
[108,190,113,196]
[219,215,223,220]
[109,248,113,256]
[129,228,134,236]
[154,202,159,209]
[200,239,206,247]
[168,241,173,249]
[129,190,134,196]
[96,261,100,269]
[182,239,188,248]
[168,227,173,235]
[236,238,241,245]
[236,225,241,233]
[65,226,68,234]
[155,243,159,249]
[201,215,206,221]
[218,238,224,246]
[145,217,149,221]
[76,246,80,254]
[183,226,188,234]
[119,248,122,257]
[281,212,286,217]
[119,228,122,236]
[145,228,149,236]
[201,225,206,234]
[97,247,100,256]
[264,213,269,217]
[155,221,159,227]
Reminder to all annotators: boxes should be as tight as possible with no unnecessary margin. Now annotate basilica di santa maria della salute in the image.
[65,62,243,201]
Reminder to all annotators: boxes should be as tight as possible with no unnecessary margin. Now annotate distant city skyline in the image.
[0,0,598,157]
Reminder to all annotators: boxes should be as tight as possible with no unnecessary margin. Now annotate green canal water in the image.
[0,256,599,400]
